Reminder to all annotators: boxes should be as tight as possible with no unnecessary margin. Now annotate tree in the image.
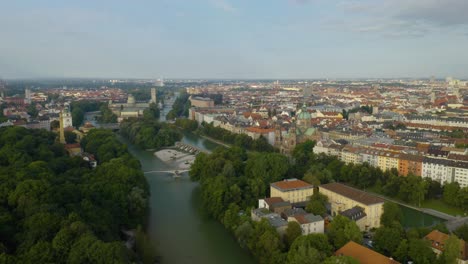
[440,234,461,264]
[50,120,60,130]
[64,131,77,144]
[322,256,359,264]
[380,202,403,227]
[373,225,404,257]
[443,182,460,206]
[306,193,328,216]
[328,215,362,249]
[394,239,409,263]
[284,221,302,248]
[454,224,468,241]
[408,239,436,264]
[287,234,333,264]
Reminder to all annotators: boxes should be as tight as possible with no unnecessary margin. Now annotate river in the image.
[116,95,443,263]
[121,98,254,264]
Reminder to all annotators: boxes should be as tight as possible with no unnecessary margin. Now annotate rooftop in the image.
[335,241,400,264]
[424,230,468,260]
[320,183,384,205]
[271,178,313,191]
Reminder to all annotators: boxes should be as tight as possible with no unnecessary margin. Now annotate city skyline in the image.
[1,0,468,79]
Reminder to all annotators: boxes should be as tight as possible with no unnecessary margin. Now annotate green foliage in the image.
[175,118,199,132]
[97,104,117,123]
[440,234,461,264]
[0,126,149,262]
[322,256,359,264]
[284,221,302,248]
[328,215,362,249]
[120,119,182,150]
[380,202,403,227]
[373,224,405,257]
[70,101,103,128]
[64,131,77,144]
[287,234,333,263]
[143,103,160,120]
[454,224,468,241]
[407,239,436,264]
[305,193,328,216]
[26,104,39,118]
[166,91,190,120]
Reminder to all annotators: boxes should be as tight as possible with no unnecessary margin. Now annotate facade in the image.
[335,241,400,264]
[190,96,215,108]
[258,197,292,215]
[422,157,452,184]
[275,105,321,154]
[287,214,324,235]
[108,92,154,121]
[377,152,400,172]
[319,183,384,230]
[424,230,468,264]
[270,179,314,204]
[398,153,423,176]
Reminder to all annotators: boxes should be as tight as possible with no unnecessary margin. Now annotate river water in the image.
[120,98,254,264]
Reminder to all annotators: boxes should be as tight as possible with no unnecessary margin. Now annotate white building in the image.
[287,214,324,235]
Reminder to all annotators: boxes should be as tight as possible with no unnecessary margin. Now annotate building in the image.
[424,230,468,264]
[287,213,324,235]
[319,183,384,230]
[108,94,151,121]
[275,104,321,154]
[339,206,367,231]
[251,208,289,235]
[190,96,215,108]
[270,178,314,204]
[150,87,157,104]
[398,153,423,176]
[335,241,400,264]
[422,157,452,184]
[258,197,292,215]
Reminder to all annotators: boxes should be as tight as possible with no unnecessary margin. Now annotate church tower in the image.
[150,87,157,104]
[275,122,283,147]
[59,111,66,144]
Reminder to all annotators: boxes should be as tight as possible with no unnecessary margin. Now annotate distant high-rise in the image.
[150,87,157,104]
[0,79,5,98]
[24,88,31,104]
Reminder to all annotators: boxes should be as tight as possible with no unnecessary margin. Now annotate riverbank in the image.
[198,134,231,148]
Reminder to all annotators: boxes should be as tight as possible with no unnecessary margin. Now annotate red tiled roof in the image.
[264,197,285,206]
[320,183,384,205]
[271,179,313,191]
[335,241,400,264]
[424,230,468,260]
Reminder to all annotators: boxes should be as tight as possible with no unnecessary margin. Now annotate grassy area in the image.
[421,199,466,216]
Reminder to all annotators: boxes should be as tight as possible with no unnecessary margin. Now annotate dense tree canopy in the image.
[120,119,182,150]
[0,126,149,263]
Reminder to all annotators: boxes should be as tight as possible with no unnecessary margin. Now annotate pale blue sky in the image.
[1,0,468,79]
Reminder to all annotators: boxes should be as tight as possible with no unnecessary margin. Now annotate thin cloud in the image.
[330,0,468,37]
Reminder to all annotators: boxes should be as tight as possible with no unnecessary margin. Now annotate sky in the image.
[1,0,468,79]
